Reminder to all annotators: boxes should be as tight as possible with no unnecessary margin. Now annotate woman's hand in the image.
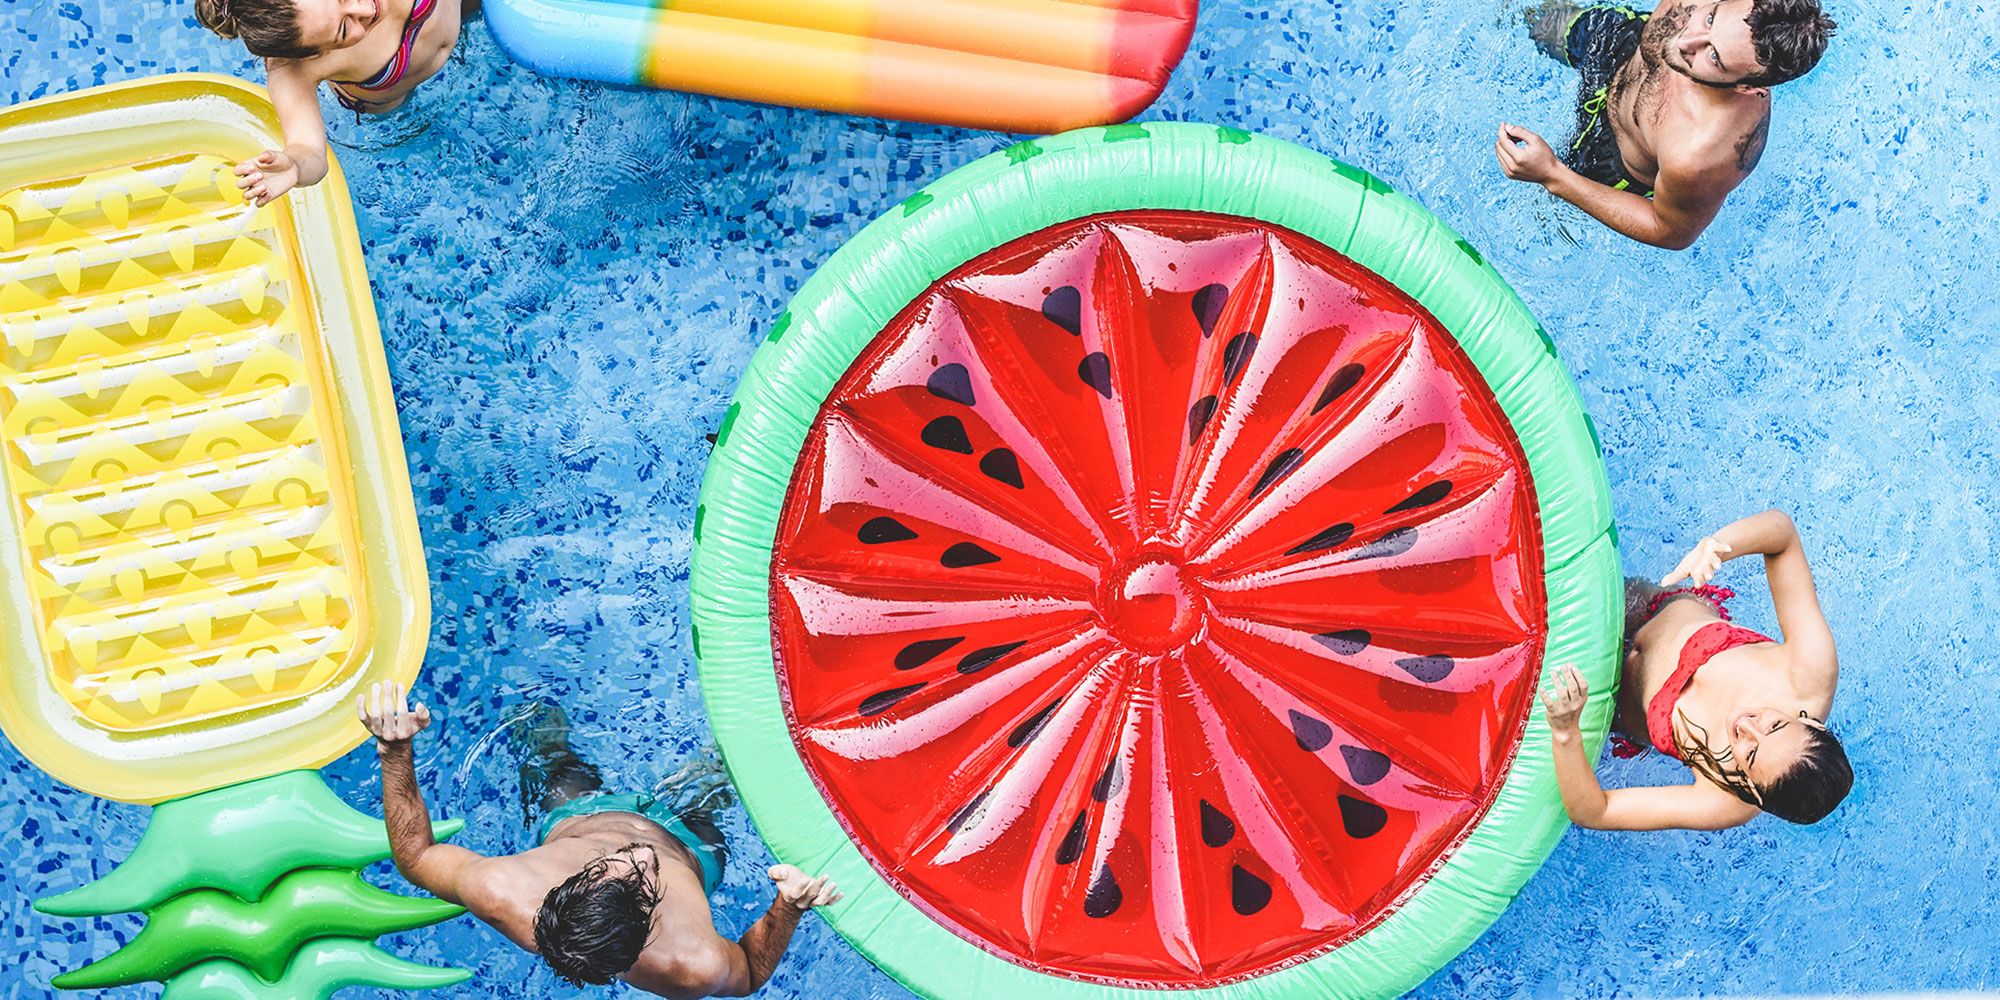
[768,864,843,913]
[357,680,432,747]
[1660,536,1733,587]
[1540,664,1589,738]
[234,149,301,207]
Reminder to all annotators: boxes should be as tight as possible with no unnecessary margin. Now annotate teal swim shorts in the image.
[538,792,725,895]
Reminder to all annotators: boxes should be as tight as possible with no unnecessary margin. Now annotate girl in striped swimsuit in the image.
[195,0,473,205]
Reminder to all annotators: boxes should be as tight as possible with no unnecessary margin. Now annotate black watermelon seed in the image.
[1341,745,1393,786]
[1351,527,1418,560]
[1056,810,1089,865]
[1251,448,1305,497]
[1092,759,1123,802]
[1221,332,1258,385]
[1187,395,1219,444]
[956,641,1026,675]
[1084,866,1123,918]
[980,448,1024,489]
[1396,654,1456,683]
[1078,352,1113,398]
[859,683,926,717]
[1287,522,1354,556]
[941,542,1000,567]
[946,791,988,833]
[1386,480,1453,514]
[1339,794,1389,839]
[1288,709,1333,752]
[1313,629,1371,656]
[1199,800,1235,847]
[1192,283,1228,338]
[1043,286,1084,335]
[858,517,918,544]
[1230,865,1273,916]
[895,636,964,670]
[1008,699,1061,747]
[926,363,977,406]
[1313,363,1366,414]
[920,416,974,454]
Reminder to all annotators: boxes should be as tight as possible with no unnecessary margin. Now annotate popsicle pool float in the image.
[0,75,463,997]
[483,0,1199,133]
[692,123,1622,998]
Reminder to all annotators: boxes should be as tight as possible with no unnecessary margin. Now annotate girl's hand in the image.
[1540,664,1588,736]
[357,680,432,746]
[234,149,300,207]
[1660,536,1733,587]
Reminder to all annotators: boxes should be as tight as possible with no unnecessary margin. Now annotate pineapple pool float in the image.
[1,76,464,998]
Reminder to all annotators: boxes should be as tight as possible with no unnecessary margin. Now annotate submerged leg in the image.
[1623,575,1665,650]
[651,748,737,817]
[513,703,605,814]
[1525,0,1586,63]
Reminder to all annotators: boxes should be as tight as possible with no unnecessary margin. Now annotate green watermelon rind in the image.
[691,122,1619,1000]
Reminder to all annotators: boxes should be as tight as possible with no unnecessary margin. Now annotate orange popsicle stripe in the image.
[641,0,1196,132]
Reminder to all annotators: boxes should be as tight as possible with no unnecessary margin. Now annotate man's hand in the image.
[1540,664,1589,739]
[768,864,843,913]
[234,149,301,207]
[1496,123,1568,186]
[358,680,432,747]
[1660,536,1733,588]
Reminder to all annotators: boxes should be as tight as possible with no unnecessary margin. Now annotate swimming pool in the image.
[4,0,1997,996]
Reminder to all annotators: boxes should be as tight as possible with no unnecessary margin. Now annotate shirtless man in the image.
[1496,1,1837,249]
[358,682,841,996]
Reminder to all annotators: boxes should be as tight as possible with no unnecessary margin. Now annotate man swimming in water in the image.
[1495,1,1837,249]
[359,681,841,996]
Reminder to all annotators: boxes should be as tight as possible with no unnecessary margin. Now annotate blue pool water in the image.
[4,1,1998,996]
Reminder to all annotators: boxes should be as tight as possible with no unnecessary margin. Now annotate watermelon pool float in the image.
[693,123,1621,999]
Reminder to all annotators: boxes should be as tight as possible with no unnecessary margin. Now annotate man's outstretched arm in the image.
[359,681,487,905]
[1496,123,1733,249]
[644,865,842,998]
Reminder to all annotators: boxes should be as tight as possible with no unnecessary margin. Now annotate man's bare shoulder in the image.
[453,850,577,950]
[1671,90,1774,179]
[624,933,740,999]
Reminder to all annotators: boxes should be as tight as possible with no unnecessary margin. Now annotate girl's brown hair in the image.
[1676,713,1853,825]
[193,0,315,60]
[1675,716,1761,805]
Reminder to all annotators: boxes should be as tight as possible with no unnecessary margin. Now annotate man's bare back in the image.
[456,813,733,997]
[1498,0,1836,248]
[356,683,842,998]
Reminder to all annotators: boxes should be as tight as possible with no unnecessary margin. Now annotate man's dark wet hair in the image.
[1756,724,1853,824]
[1741,0,1838,87]
[534,855,661,986]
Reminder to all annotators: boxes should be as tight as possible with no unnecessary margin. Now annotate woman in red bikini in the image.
[1543,509,1851,830]
[194,0,473,205]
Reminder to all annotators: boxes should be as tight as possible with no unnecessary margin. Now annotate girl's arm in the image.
[1542,665,1759,832]
[1662,509,1837,705]
[236,60,332,206]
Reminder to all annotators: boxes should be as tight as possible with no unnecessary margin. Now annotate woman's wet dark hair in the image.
[1742,0,1838,88]
[534,854,661,986]
[193,0,316,60]
[1755,724,1853,824]
[1678,717,1853,824]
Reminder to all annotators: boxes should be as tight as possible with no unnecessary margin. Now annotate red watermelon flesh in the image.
[770,211,1547,986]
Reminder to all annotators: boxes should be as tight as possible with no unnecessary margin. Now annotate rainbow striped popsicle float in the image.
[483,0,1199,133]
